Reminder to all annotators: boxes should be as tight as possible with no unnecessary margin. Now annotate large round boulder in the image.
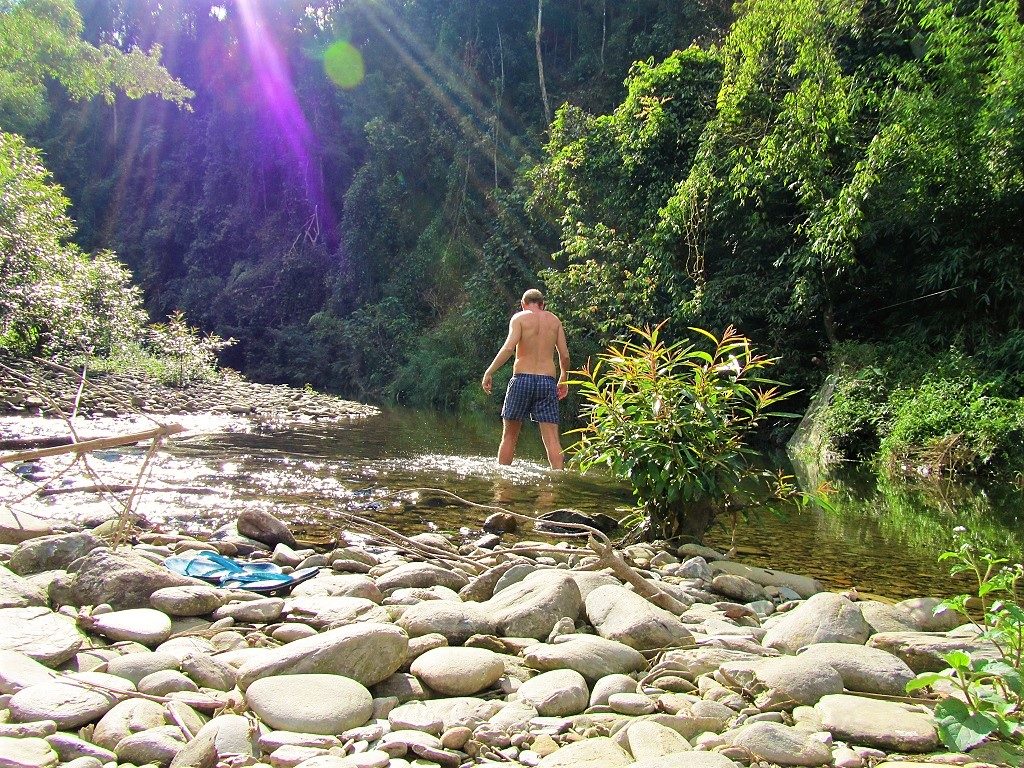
[245,674,372,735]
[480,570,582,640]
[236,622,407,689]
[409,647,504,696]
[585,584,694,652]
[0,607,85,666]
[761,593,871,654]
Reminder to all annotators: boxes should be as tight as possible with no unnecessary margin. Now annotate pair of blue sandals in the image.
[164,551,319,595]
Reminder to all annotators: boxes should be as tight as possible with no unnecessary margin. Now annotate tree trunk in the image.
[600,0,606,72]
[823,301,839,347]
[535,0,551,125]
[646,500,717,543]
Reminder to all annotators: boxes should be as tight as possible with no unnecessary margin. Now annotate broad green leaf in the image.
[935,698,999,751]
[905,672,949,692]
[941,650,972,669]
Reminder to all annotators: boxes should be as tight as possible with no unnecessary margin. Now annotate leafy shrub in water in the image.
[570,324,804,543]
[907,530,1024,751]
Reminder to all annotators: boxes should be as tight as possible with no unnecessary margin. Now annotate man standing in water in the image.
[481,289,569,469]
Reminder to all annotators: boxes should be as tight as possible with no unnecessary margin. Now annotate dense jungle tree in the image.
[0,0,192,358]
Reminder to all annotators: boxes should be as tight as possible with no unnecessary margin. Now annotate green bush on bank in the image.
[0,132,229,387]
[823,342,1024,477]
[88,311,233,387]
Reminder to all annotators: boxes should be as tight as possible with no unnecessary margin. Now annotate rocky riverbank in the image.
[0,356,378,426]
[0,504,1006,768]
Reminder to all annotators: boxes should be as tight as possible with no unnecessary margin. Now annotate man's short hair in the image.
[522,288,545,306]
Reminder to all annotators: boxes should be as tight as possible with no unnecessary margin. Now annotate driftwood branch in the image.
[587,534,692,615]
[39,484,216,498]
[0,424,185,464]
[0,435,108,451]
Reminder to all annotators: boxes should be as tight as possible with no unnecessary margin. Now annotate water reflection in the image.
[8,407,1022,600]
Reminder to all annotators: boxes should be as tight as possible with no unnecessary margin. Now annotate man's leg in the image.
[498,419,522,465]
[538,421,564,469]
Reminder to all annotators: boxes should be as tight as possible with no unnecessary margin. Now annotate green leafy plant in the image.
[144,311,234,386]
[906,530,1024,751]
[569,323,806,543]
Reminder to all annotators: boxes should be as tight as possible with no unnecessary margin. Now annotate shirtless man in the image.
[481,289,569,469]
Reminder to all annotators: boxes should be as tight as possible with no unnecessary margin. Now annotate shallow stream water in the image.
[5,407,1022,601]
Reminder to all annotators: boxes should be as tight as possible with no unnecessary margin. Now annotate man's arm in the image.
[556,321,570,400]
[482,316,521,394]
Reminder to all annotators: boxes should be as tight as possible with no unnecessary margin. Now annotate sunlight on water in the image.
[379,453,552,483]
[3,408,1022,599]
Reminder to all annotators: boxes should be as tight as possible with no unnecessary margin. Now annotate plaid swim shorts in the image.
[501,373,560,423]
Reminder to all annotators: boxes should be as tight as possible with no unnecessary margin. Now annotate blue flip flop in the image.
[220,566,321,594]
[164,552,319,595]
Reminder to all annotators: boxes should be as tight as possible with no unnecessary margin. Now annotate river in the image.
[7,407,1022,601]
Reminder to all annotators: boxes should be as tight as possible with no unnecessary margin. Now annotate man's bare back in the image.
[481,289,569,468]
[509,308,566,378]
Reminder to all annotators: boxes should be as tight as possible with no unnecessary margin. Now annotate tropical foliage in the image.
[0,131,147,357]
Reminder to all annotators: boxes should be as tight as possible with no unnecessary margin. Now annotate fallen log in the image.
[0,424,186,464]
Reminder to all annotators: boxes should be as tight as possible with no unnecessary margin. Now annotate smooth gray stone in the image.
[113,725,187,766]
[236,622,407,689]
[9,533,103,576]
[0,650,56,694]
[397,600,494,645]
[585,584,694,652]
[761,593,871,653]
[481,570,582,640]
[719,654,844,711]
[245,674,373,735]
[104,652,180,686]
[516,669,589,717]
[0,607,85,666]
[51,549,205,610]
[409,647,504,696]
[91,698,167,751]
[150,585,225,617]
[797,642,914,695]
[0,563,48,608]
[290,574,382,602]
[88,608,173,646]
[815,693,939,752]
[524,634,647,683]
[726,721,832,766]
[376,562,469,593]
[237,508,297,549]
[534,736,631,767]
[169,713,258,768]
[0,736,59,768]
[9,681,117,730]
[44,732,116,763]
